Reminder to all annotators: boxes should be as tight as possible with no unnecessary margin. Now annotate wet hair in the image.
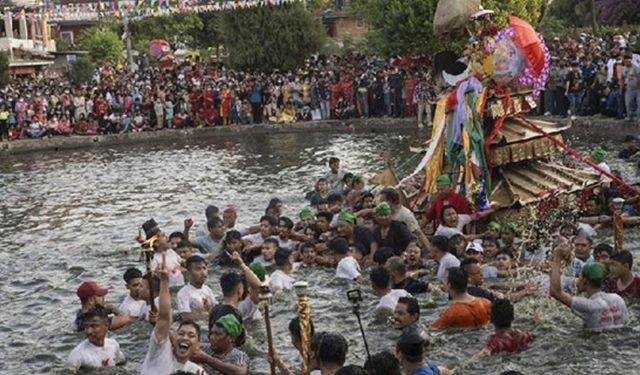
[169,231,184,241]
[205,205,219,221]
[460,257,479,270]
[335,366,368,375]
[482,237,498,246]
[380,188,400,205]
[288,316,315,342]
[304,224,323,240]
[329,237,350,255]
[220,272,244,297]
[449,234,465,248]
[177,320,201,340]
[176,240,192,250]
[385,256,407,276]
[559,223,577,236]
[397,296,419,317]
[370,266,391,290]
[260,215,278,227]
[611,250,633,269]
[123,267,143,283]
[316,198,329,207]
[439,204,457,225]
[223,230,242,246]
[447,267,468,293]
[362,191,374,200]
[364,351,401,375]
[83,305,110,322]
[594,243,614,257]
[274,248,292,267]
[263,237,279,248]
[396,333,424,363]
[316,211,334,223]
[495,249,514,260]
[329,157,340,165]
[185,255,207,270]
[317,177,328,184]
[342,173,354,183]
[207,216,223,230]
[300,241,316,253]
[265,198,283,215]
[351,243,367,256]
[431,235,449,253]
[572,233,593,245]
[374,247,395,265]
[500,372,524,375]
[315,333,348,366]
[491,298,514,330]
[278,216,294,230]
[327,193,343,205]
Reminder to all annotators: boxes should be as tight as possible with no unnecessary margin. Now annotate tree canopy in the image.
[78,27,124,65]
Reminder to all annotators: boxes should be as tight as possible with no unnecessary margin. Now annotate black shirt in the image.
[468,286,496,302]
[393,277,429,295]
[618,147,639,159]
[373,220,415,255]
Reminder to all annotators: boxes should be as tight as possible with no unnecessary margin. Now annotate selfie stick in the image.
[349,293,371,362]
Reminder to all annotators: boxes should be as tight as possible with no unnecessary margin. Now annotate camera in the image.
[347,289,363,304]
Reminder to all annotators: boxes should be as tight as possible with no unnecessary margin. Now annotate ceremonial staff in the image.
[142,235,158,314]
[294,282,312,375]
[612,198,625,252]
[259,283,277,375]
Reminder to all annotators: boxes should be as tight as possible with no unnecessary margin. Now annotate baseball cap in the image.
[465,240,484,253]
[77,281,108,299]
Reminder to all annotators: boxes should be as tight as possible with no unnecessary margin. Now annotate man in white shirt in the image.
[270,248,296,293]
[430,235,460,283]
[331,237,362,280]
[252,237,279,268]
[118,268,147,318]
[326,157,346,194]
[68,305,126,372]
[379,187,430,249]
[176,255,217,322]
[242,215,278,253]
[184,217,225,261]
[370,266,411,312]
[140,254,206,375]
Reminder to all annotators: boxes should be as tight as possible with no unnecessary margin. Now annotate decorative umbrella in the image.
[149,39,170,59]
[433,0,481,36]
[508,16,545,77]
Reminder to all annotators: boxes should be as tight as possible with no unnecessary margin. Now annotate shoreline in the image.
[1,115,639,155]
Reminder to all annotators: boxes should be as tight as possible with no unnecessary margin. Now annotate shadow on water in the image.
[0,130,638,374]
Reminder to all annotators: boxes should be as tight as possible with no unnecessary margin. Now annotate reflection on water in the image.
[0,130,638,374]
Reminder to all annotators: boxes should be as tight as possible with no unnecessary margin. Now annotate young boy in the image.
[68,305,126,371]
[176,240,194,264]
[176,255,217,322]
[151,233,184,288]
[477,299,533,356]
[253,237,279,268]
[269,248,296,293]
[331,237,361,281]
[168,231,185,250]
[277,216,298,251]
[118,268,147,318]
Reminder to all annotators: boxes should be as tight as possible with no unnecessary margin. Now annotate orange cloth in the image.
[431,297,491,328]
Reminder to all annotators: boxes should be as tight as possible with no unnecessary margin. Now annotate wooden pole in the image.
[259,284,277,375]
[294,282,312,375]
[142,235,158,313]
[613,198,624,253]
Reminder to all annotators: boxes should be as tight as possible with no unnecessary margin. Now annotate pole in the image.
[259,284,277,375]
[352,303,371,362]
[142,235,158,313]
[123,15,134,72]
[613,198,624,252]
[294,282,312,375]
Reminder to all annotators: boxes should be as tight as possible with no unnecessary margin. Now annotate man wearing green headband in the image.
[549,241,629,329]
[424,174,471,227]
[336,209,376,258]
[379,187,430,250]
[587,146,612,180]
[192,314,248,374]
[373,202,415,255]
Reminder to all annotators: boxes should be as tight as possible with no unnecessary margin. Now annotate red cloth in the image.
[604,276,640,298]
[485,329,533,355]
[425,191,471,226]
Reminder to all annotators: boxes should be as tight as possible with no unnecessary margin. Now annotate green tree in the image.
[67,57,95,85]
[130,13,205,55]
[483,0,545,26]
[78,27,124,65]
[0,51,9,86]
[215,2,326,71]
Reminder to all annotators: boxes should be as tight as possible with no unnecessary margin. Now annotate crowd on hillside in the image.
[2,30,640,142]
[0,53,437,142]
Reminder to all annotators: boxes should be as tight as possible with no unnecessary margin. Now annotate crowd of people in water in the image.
[67,149,640,374]
[1,30,639,143]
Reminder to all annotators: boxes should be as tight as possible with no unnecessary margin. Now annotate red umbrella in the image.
[509,16,545,77]
[149,39,170,59]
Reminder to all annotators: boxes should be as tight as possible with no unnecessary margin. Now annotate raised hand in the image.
[157,253,169,282]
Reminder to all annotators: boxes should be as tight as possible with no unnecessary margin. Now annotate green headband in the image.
[590,147,607,161]
[338,210,356,224]
[436,174,451,185]
[299,208,314,220]
[375,202,392,215]
[216,314,242,339]
[501,222,517,233]
[488,221,502,231]
[249,262,266,282]
[582,263,608,284]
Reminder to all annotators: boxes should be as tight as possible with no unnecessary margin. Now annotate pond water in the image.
[0,128,638,375]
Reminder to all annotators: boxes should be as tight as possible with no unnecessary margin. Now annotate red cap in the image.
[76,281,108,299]
[223,207,237,216]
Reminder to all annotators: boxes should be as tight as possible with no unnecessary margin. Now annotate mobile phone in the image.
[347,289,362,304]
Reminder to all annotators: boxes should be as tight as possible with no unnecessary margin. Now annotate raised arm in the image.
[549,246,573,308]
[230,251,262,289]
[155,254,172,342]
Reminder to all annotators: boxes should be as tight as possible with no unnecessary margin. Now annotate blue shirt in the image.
[409,363,440,375]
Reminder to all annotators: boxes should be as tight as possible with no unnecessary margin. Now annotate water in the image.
[0,129,639,375]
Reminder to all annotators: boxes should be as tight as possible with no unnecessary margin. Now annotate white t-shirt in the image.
[67,338,125,369]
[151,249,185,287]
[437,252,461,282]
[118,295,146,318]
[253,254,275,268]
[277,237,297,251]
[377,289,411,311]
[238,297,262,322]
[571,291,629,329]
[140,297,161,321]
[140,328,205,375]
[434,214,471,238]
[336,256,361,280]
[269,270,295,292]
[176,283,217,313]
[392,206,421,233]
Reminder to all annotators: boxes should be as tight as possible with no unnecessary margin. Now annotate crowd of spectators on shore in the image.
[0,53,438,142]
[2,30,640,142]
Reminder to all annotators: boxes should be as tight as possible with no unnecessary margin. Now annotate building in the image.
[0,13,56,75]
[322,0,368,44]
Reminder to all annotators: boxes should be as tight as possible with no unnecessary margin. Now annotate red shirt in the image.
[425,191,471,226]
[485,329,533,355]
[604,275,640,298]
